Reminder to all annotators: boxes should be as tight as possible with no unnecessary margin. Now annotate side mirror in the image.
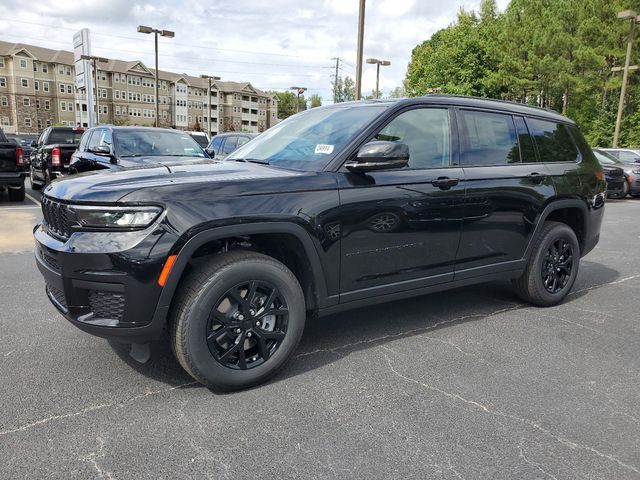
[90,145,111,156]
[205,147,215,158]
[345,141,409,172]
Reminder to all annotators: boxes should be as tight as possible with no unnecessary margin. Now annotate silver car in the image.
[594,148,640,197]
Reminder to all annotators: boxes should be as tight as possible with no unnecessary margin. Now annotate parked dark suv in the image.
[205,132,257,160]
[34,96,605,391]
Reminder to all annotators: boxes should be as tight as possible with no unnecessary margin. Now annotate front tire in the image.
[170,251,305,391]
[513,221,580,307]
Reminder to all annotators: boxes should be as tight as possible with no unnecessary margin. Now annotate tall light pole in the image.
[366,58,391,99]
[355,0,366,100]
[81,55,108,126]
[200,75,221,137]
[290,86,307,113]
[137,25,174,128]
[613,11,639,147]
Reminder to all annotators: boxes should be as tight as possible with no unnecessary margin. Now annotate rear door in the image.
[454,109,555,279]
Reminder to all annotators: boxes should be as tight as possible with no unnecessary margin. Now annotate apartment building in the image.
[0,40,278,136]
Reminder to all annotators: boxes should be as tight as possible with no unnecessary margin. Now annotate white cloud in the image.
[1,0,510,102]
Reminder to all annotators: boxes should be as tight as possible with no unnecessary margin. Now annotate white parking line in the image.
[25,193,40,206]
[0,205,41,210]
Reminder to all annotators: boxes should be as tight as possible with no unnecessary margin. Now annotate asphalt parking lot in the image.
[1,188,640,480]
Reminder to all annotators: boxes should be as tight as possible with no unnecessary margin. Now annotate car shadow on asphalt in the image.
[106,260,621,392]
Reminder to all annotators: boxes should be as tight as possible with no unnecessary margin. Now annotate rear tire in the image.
[512,221,579,307]
[170,250,306,391]
[8,184,25,202]
[621,181,629,198]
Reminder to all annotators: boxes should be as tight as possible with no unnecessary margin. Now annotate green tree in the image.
[332,76,356,102]
[268,91,307,119]
[310,94,322,108]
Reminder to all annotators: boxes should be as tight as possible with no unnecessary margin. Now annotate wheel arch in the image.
[525,199,589,258]
[155,222,332,325]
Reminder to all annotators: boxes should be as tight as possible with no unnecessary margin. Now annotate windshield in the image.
[114,130,206,157]
[9,136,37,147]
[593,150,617,164]
[227,104,388,171]
[49,130,84,145]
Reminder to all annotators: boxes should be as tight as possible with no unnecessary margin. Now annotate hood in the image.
[43,160,304,203]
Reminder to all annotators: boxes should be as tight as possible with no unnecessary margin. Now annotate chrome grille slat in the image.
[41,197,71,240]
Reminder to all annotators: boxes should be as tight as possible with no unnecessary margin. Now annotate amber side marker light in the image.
[595,170,605,182]
[158,255,178,287]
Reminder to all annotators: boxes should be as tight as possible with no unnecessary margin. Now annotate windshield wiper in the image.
[234,158,269,165]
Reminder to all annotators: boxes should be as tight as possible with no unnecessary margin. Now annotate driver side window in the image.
[374,108,451,169]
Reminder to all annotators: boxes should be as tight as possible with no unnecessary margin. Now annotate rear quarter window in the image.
[527,118,579,163]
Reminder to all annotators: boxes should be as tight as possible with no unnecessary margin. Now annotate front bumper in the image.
[34,223,177,343]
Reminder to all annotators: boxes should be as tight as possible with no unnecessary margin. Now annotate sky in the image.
[0,0,510,102]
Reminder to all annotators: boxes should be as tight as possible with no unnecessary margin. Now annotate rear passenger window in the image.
[221,136,238,154]
[237,136,250,148]
[460,110,519,166]
[527,119,579,163]
[514,117,537,163]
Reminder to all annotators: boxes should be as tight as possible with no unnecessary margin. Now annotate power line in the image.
[1,19,334,61]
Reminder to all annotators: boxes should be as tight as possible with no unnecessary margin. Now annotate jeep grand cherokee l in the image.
[34,96,605,391]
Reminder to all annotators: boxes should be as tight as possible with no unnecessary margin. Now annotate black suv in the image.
[34,96,605,391]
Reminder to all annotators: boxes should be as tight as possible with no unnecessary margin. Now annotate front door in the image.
[337,107,466,302]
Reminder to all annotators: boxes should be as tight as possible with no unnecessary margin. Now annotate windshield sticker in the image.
[315,144,334,155]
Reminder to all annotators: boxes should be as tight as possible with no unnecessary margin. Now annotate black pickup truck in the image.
[0,128,27,201]
[29,126,84,190]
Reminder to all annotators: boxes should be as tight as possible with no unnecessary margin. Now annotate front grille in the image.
[40,248,60,271]
[88,290,125,322]
[46,284,67,311]
[41,197,71,240]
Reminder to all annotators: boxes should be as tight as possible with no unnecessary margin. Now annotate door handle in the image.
[526,172,547,183]
[431,177,459,190]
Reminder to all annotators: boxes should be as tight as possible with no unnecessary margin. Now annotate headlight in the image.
[73,206,162,229]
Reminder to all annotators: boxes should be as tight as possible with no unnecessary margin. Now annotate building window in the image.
[1,117,9,126]
[33,62,38,72]
[115,90,120,100]
[68,102,74,112]
[25,118,32,127]
[43,82,50,92]
[42,64,48,73]
[0,96,7,107]
[45,100,50,110]
[61,101,67,111]
[36,99,40,108]
[115,106,121,115]
[0,58,4,68]
[67,85,73,94]
[101,106,108,114]
[20,59,27,69]
[34,80,39,91]
[37,119,43,129]
[21,78,29,88]
[58,65,64,75]
[23,97,30,106]
[101,88,107,98]
[59,84,65,93]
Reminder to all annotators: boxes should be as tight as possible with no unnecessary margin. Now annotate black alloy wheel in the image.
[206,280,288,370]
[541,238,573,294]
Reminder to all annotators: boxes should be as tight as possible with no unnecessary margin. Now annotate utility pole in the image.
[355,0,366,100]
[613,10,639,147]
[138,25,175,127]
[81,55,108,126]
[200,75,221,136]
[332,57,340,103]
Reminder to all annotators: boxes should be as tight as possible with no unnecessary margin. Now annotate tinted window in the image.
[48,129,84,145]
[514,117,537,163]
[618,151,640,162]
[236,136,251,148]
[373,108,450,169]
[460,110,519,166]
[527,119,579,163]
[210,136,223,154]
[78,131,91,152]
[189,133,209,148]
[114,129,206,157]
[221,136,238,154]
[87,130,101,151]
